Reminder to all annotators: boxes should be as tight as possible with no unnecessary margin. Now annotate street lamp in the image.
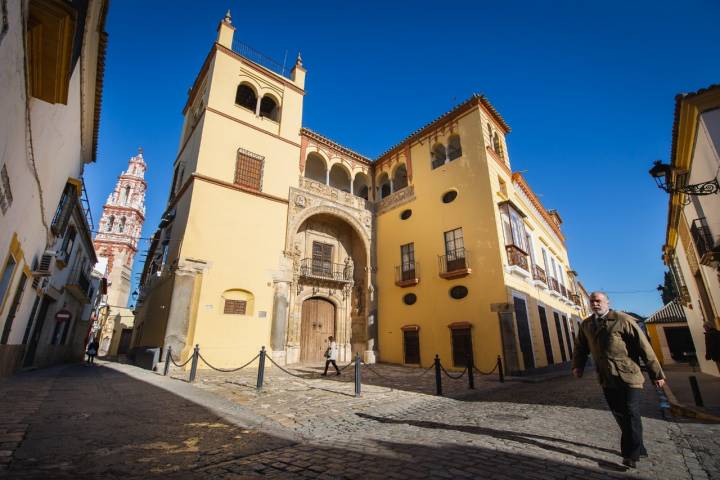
[649,160,720,202]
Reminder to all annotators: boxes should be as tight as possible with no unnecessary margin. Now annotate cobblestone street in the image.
[0,361,718,479]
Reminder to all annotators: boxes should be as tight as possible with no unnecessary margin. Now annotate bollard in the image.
[689,375,704,407]
[189,344,199,382]
[497,355,504,383]
[256,346,266,390]
[434,354,443,396]
[467,353,475,390]
[354,353,361,397]
[163,346,172,376]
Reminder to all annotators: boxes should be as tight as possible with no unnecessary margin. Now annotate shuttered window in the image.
[224,299,247,315]
[235,148,264,191]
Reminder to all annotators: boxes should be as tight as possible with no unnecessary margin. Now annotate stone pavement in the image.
[0,360,718,479]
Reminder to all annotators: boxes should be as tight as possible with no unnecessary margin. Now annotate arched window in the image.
[431,144,446,169]
[124,185,131,204]
[493,132,502,156]
[447,135,462,161]
[393,164,408,190]
[119,217,126,233]
[377,172,391,199]
[304,153,327,184]
[259,95,279,121]
[222,289,255,315]
[353,173,370,200]
[235,83,257,111]
[329,164,351,192]
[106,215,115,232]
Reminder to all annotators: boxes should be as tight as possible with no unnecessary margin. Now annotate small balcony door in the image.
[311,242,333,277]
[400,243,416,281]
[444,228,466,272]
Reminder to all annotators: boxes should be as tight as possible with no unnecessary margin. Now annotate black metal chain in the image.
[360,361,388,378]
[266,354,319,379]
[414,364,436,377]
[473,363,499,376]
[170,355,193,368]
[441,365,467,380]
[198,353,260,373]
[338,361,355,372]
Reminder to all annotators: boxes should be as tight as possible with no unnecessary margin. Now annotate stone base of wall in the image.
[0,345,26,377]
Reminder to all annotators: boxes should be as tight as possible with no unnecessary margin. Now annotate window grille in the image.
[235,148,264,191]
[224,299,247,314]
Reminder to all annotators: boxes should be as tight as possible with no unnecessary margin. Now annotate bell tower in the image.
[94,148,147,307]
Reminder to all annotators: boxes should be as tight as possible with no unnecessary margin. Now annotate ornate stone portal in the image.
[272,182,375,364]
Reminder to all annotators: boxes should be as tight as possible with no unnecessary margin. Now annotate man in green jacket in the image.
[572,291,666,469]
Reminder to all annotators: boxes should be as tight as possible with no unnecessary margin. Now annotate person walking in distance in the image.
[86,338,99,365]
[572,291,666,469]
[322,335,340,376]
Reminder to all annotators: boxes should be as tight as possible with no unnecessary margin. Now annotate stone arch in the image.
[376,172,391,199]
[352,172,370,200]
[287,204,371,257]
[304,152,328,184]
[391,163,408,191]
[329,162,351,192]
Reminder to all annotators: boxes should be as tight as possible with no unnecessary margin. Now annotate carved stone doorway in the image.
[300,297,335,363]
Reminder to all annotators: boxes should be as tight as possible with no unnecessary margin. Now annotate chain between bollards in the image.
[256,346,266,390]
[189,344,199,382]
[434,354,442,396]
[497,355,504,383]
[163,346,172,376]
[354,353,361,397]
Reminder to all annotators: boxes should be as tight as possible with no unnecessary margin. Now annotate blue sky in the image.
[84,0,720,315]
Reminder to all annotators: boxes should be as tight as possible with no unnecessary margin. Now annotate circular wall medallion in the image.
[403,293,417,305]
[442,190,458,203]
[449,285,468,299]
[400,209,412,220]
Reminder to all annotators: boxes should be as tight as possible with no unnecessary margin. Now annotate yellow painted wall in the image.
[178,180,288,367]
[377,108,507,371]
[647,324,664,364]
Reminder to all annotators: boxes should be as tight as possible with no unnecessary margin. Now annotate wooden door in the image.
[300,298,335,363]
[117,329,133,355]
[513,297,535,370]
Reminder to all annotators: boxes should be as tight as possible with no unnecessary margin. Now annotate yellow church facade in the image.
[132,13,585,374]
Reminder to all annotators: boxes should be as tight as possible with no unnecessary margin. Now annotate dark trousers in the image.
[323,359,339,374]
[603,385,646,460]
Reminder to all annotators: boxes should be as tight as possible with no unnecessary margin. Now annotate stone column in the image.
[164,267,200,361]
[270,280,290,360]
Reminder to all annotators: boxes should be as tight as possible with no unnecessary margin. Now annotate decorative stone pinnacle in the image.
[224,9,232,24]
[138,146,143,155]
[296,51,303,67]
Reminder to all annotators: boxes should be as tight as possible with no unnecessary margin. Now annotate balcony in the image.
[299,258,353,284]
[548,277,562,298]
[65,266,93,304]
[439,248,471,279]
[531,264,548,289]
[297,177,373,212]
[560,284,568,298]
[691,217,720,267]
[395,263,420,287]
[570,293,582,306]
[376,184,416,215]
[505,244,531,279]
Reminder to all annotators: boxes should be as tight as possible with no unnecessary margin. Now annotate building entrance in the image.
[300,298,335,363]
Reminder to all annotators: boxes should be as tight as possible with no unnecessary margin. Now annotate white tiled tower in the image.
[94,148,147,307]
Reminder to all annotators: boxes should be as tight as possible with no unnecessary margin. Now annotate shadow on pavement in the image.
[3,363,668,478]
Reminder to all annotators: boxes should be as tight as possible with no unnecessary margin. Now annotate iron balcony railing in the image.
[532,264,547,284]
[691,217,716,260]
[560,284,568,298]
[549,277,561,293]
[66,266,93,303]
[231,37,287,78]
[570,293,582,306]
[505,244,529,271]
[299,258,353,282]
[395,262,420,286]
[439,248,470,277]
